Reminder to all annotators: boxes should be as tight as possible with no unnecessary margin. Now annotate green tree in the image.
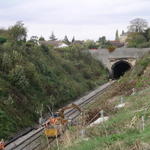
[98,36,106,44]
[84,40,98,49]
[128,18,148,33]
[0,37,7,44]
[49,32,57,41]
[8,21,27,42]
[1,53,12,73]
[127,32,147,47]
[72,36,75,43]
[63,35,70,45]
[0,29,9,45]
[29,36,38,44]
[9,65,29,90]
[115,30,119,41]
[97,36,111,48]
[121,30,125,35]
[144,28,150,41]
[39,36,45,41]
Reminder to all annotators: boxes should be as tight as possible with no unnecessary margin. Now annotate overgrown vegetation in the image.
[127,18,150,48]
[59,52,150,150]
[0,22,108,139]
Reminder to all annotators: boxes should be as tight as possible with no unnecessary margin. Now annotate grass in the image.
[60,88,150,150]
[57,52,150,150]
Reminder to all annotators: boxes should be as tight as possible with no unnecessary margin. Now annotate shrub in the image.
[137,42,150,48]
[0,41,108,139]
[9,65,29,90]
[1,53,13,73]
[107,46,116,53]
[0,37,7,44]
[11,50,23,65]
[41,44,49,53]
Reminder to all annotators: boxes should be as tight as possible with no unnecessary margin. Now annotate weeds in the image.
[59,52,150,150]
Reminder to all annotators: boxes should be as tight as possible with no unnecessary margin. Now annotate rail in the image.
[5,81,115,150]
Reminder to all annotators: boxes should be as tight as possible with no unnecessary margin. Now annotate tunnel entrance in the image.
[111,61,131,79]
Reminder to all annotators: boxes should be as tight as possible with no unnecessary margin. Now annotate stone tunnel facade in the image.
[89,48,150,79]
[109,58,136,79]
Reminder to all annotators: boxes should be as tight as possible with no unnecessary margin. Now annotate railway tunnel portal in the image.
[89,48,150,79]
[111,60,131,79]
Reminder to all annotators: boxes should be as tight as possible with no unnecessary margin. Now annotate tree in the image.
[9,65,29,90]
[63,35,70,45]
[84,40,98,49]
[0,28,8,38]
[115,30,119,41]
[121,30,125,35]
[29,36,38,44]
[144,28,150,41]
[39,36,45,41]
[0,37,7,44]
[72,36,75,43]
[97,36,111,48]
[127,32,147,47]
[128,18,148,33]
[49,32,57,41]
[98,36,106,44]
[8,21,27,42]
[1,53,12,73]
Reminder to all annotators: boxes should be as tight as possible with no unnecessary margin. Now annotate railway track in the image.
[5,81,114,150]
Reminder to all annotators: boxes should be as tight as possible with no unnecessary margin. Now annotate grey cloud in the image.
[0,0,150,40]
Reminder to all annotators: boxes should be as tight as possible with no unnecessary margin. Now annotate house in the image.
[58,43,68,48]
[72,40,84,45]
[109,40,124,48]
[119,32,128,43]
[39,40,68,48]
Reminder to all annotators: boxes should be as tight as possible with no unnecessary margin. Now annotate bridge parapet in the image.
[89,48,150,70]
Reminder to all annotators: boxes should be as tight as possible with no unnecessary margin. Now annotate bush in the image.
[1,53,13,73]
[0,41,108,139]
[137,42,150,48]
[127,32,147,48]
[107,46,116,53]
[0,37,7,44]
[9,65,29,90]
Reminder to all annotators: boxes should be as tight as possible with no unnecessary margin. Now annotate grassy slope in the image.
[0,44,108,139]
[62,52,150,150]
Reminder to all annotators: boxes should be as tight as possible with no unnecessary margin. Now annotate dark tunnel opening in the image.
[111,61,131,79]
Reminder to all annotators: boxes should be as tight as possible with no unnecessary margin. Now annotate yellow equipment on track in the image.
[43,103,81,137]
[44,128,59,137]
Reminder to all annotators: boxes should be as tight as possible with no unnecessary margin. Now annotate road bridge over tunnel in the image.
[89,48,150,79]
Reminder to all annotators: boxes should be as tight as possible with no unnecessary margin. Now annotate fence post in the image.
[100,110,104,119]
[120,96,124,104]
[132,88,136,95]
[141,116,145,131]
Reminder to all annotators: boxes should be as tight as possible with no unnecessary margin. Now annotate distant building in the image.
[39,40,68,48]
[58,43,68,48]
[109,40,124,48]
[72,40,84,45]
[119,32,128,43]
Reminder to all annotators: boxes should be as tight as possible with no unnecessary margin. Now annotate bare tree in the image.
[128,18,148,33]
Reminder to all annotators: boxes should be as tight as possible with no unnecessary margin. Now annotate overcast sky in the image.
[0,0,150,40]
